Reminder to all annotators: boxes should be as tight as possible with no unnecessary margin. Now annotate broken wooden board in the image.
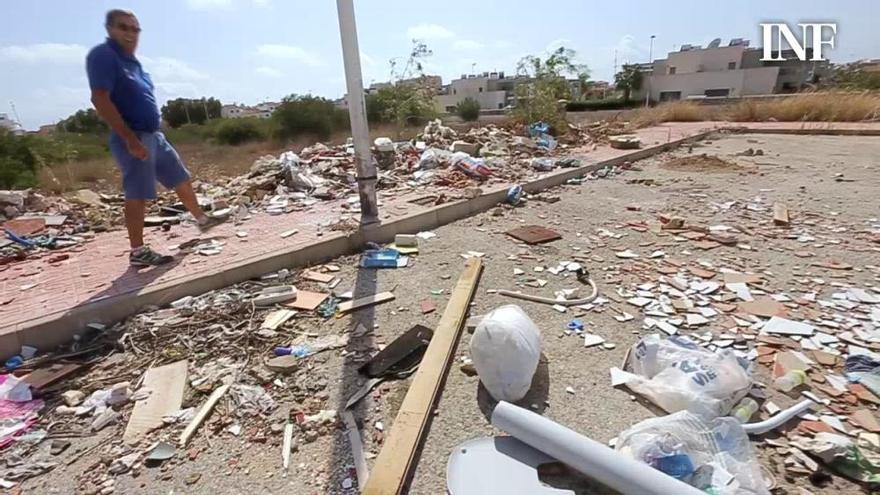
[283,290,328,311]
[22,363,83,390]
[360,325,434,378]
[303,271,335,283]
[362,258,482,495]
[773,203,790,226]
[505,225,561,245]
[124,360,188,444]
[179,383,230,447]
[261,309,297,330]
[739,297,788,318]
[337,292,395,314]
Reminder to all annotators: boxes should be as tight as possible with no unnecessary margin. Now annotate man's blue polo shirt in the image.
[86,38,161,133]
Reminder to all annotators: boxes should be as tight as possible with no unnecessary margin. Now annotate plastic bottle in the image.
[274,345,312,358]
[774,369,807,392]
[731,397,759,423]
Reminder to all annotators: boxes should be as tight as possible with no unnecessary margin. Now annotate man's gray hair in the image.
[105,9,136,27]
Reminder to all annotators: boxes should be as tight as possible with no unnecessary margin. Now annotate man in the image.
[87,9,223,266]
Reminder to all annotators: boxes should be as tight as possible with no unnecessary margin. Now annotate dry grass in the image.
[628,92,880,128]
[631,101,716,128]
[37,123,429,194]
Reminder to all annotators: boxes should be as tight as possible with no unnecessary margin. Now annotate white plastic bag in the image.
[616,411,769,495]
[469,305,541,402]
[620,334,752,417]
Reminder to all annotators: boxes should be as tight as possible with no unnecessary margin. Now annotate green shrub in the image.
[455,97,481,121]
[213,118,265,145]
[273,94,349,141]
[365,84,436,126]
[565,99,640,112]
[0,130,69,189]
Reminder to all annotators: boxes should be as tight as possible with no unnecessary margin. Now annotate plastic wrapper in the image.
[469,305,541,402]
[616,411,769,495]
[621,334,752,417]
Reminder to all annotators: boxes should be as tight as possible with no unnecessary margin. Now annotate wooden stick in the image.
[179,383,230,447]
[282,422,294,474]
[362,258,482,495]
[337,291,395,314]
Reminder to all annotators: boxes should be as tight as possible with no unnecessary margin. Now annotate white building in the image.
[635,39,829,102]
[434,72,527,113]
[221,102,279,119]
[0,113,25,135]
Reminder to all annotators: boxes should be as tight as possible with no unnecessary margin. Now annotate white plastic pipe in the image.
[497,278,599,307]
[491,401,705,495]
[742,399,812,435]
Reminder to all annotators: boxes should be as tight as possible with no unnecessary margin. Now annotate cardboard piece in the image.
[3,217,46,236]
[303,271,335,283]
[124,360,188,444]
[773,203,790,226]
[284,291,328,311]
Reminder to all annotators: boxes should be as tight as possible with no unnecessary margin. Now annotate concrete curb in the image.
[723,126,880,136]
[1,125,828,357]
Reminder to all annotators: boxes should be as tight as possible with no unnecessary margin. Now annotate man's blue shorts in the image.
[109,131,190,200]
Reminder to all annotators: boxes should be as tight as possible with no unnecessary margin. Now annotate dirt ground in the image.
[16,132,880,494]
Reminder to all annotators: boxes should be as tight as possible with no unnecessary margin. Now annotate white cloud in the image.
[256,44,322,66]
[452,40,485,51]
[360,51,376,67]
[140,56,209,81]
[406,23,455,41]
[255,66,282,77]
[0,43,87,65]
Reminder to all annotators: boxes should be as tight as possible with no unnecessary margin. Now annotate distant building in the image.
[340,75,443,109]
[434,71,530,113]
[221,102,279,119]
[634,38,830,102]
[0,113,24,135]
[37,124,57,135]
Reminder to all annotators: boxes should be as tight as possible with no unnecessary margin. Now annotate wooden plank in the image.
[773,203,790,226]
[23,363,83,390]
[337,291,395,314]
[179,383,230,447]
[362,258,482,495]
[261,309,297,330]
[124,360,188,444]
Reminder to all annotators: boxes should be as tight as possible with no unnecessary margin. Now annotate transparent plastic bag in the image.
[469,305,541,402]
[622,335,752,417]
[616,411,769,495]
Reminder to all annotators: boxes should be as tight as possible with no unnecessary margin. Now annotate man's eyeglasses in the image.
[114,23,141,34]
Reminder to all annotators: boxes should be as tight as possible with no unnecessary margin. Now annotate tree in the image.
[161,97,222,128]
[365,41,437,129]
[513,46,590,130]
[455,97,480,121]
[831,64,880,90]
[615,64,643,102]
[273,94,349,141]
[57,109,108,134]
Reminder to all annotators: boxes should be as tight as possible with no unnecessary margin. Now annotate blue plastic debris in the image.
[361,248,407,268]
[567,319,584,333]
[274,345,313,358]
[506,185,523,205]
[527,121,550,137]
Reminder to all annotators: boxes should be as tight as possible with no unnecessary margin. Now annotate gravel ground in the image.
[20,132,880,494]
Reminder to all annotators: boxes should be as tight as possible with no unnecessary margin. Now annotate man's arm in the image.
[91,90,147,160]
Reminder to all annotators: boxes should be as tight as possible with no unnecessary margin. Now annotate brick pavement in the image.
[2,121,876,354]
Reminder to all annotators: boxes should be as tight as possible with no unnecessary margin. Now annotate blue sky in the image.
[1,0,877,129]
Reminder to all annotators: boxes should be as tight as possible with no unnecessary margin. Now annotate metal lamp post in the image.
[336,0,379,226]
[645,35,655,107]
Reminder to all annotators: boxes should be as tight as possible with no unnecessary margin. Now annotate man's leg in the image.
[124,199,146,249]
[154,132,226,231]
[173,179,208,223]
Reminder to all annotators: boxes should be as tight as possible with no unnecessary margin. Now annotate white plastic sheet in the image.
[470,305,541,402]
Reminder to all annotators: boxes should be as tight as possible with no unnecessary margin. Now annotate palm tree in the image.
[614,65,643,102]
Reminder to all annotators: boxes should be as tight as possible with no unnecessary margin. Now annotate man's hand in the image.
[125,135,148,161]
